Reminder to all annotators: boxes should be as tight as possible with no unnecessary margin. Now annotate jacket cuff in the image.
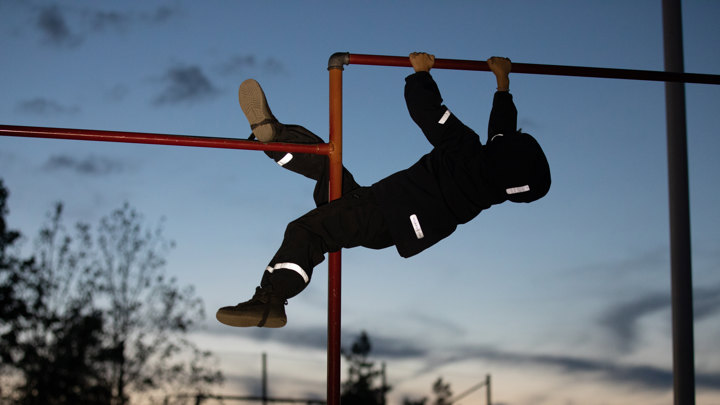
[405,71,433,83]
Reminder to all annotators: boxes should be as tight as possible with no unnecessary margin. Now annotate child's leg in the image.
[216,187,392,327]
[262,187,391,298]
[265,124,361,207]
[239,79,360,206]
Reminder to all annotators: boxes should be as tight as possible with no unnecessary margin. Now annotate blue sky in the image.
[1,1,719,404]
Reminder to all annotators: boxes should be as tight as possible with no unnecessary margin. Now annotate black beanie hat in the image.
[486,132,551,203]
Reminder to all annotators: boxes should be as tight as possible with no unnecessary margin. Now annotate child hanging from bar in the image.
[216,53,551,328]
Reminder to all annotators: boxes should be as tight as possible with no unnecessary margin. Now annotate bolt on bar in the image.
[0,125,332,155]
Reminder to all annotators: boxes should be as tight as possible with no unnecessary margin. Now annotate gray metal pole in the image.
[486,374,491,405]
[662,1,695,404]
[262,352,268,405]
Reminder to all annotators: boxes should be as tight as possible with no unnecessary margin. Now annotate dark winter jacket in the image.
[371,71,515,258]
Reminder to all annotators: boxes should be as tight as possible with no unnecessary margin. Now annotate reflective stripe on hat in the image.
[506,185,530,195]
[267,262,309,283]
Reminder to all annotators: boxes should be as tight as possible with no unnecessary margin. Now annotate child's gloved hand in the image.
[410,52,435,72]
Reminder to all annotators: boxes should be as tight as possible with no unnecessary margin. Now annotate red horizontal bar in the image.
[347,53,720,85]
[0,125,332,155]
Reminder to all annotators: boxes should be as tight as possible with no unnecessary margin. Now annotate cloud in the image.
[86,6,178,32]
[15,98,80,115]
[150,6,177,23]
[416,345,720,392]
[204,319,720,392]
[37,4,81,47]
[87,10,131,33]
[217,54,286,76]
[599,292,670,353]
[406,312,466,337]
[694,283,720,320]
[42,154,125,175]
[154,65,219,105]
[31,4,178,47]
[599,282,720,354]
[104,84,130,102]
[369,333,428,359]
[206,323,426,359]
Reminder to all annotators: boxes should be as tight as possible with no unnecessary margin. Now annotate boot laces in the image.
[249,286,287,305]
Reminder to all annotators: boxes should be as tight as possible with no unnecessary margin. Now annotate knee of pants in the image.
[279,218,328,269]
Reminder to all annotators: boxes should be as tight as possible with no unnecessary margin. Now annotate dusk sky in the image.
[1,1,719,404]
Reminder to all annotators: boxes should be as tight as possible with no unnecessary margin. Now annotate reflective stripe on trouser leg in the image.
[262,124,360,206]
[266,262,309,283]
[276,153,293,166]
[263,187,393,300]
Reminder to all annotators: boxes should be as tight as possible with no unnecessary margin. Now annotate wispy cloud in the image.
[87,9,132,33]
[15,98,80,115]
[104,84,130,102]
[42,154,125,175]
[207,323,427,359]
[599,282,720,354]
[415,345,720,392]
[205,319,720,392]
[153,65,219,105]
[32,3,179,47]
[694,283,720,320]
[405,311,467,337]
[37,4,82,47]
[599,292,670,353]
[216,54,287,76]
[85,6,178,33]
[149,6,177,23]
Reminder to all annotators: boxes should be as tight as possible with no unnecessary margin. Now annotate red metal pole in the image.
[0,124,332,155]
[327,63,344,405]
[347,53,720,85]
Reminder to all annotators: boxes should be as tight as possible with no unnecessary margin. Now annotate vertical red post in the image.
[327,62,344,405]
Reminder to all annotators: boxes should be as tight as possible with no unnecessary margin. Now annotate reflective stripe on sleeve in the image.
[277,153,293,166]
[438,109,451,124]
[409,214,425,239]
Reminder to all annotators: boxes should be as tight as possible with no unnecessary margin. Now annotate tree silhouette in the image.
[0,180,222,404]
[402,397,428,405]
[402,377,453,405]
[340,331,390,405]
[1,182,112,404]
[92,203,223,403]
[431,377,453,405]
[0,179,27,370]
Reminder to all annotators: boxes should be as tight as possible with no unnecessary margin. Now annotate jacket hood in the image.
[485,132,551,203]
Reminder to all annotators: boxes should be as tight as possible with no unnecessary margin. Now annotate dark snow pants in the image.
[259,124,394,299]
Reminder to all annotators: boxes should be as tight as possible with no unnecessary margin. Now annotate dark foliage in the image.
[0,180,222,404]
[340,331,391,405]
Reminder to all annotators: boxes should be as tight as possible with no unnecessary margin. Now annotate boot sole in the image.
[238,79,275,142]
[216,309,287,328]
